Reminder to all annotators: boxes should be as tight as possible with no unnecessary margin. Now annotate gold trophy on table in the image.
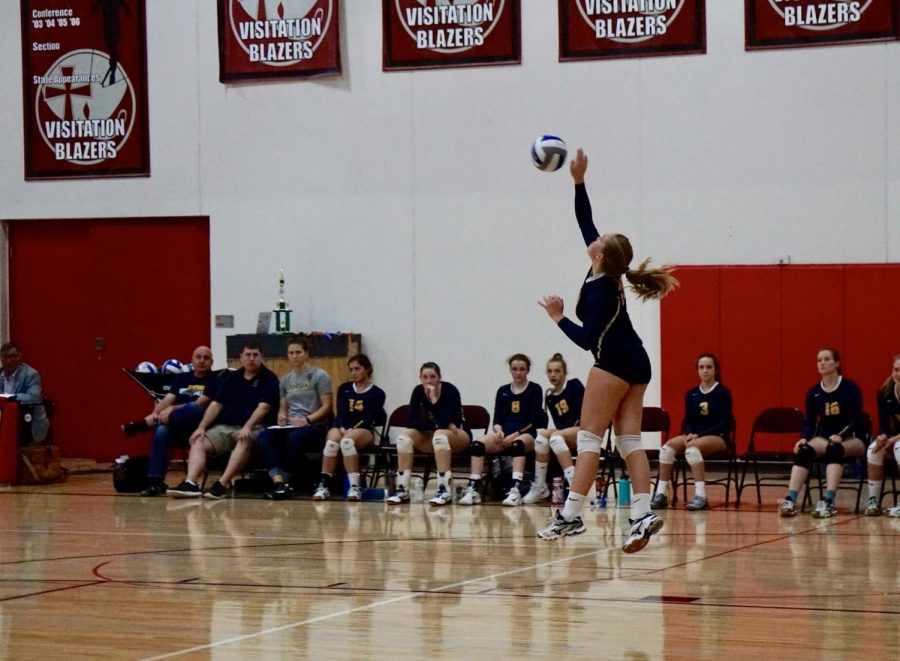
[273,268,292,334]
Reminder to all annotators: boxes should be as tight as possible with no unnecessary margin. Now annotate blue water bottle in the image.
[617,476,631,508]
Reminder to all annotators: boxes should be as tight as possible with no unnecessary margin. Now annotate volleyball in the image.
[531,135,567,172]
[161,359,186,374]
[135,361,158,373]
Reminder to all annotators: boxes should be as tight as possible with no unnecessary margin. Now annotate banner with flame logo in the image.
[559,0,706,60]
[383,0,521,71]
[745,0,898,50]
[218,0,341,81]
[20,0,149,179]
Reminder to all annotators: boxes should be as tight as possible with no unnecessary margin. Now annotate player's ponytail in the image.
[603,233,678,301]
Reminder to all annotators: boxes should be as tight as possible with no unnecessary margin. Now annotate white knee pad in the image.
[893,441,900,466]
[615,434,642,457]
[576,429,604,455]
[534,433,549,453]
[549,434,569,456]
[685,446,704,466]
[658,444,675,465]
[432,433,450,452]
[396,433,413,455]
[323,440,340,457]
[340,437,357,457]
[868,443,885,466]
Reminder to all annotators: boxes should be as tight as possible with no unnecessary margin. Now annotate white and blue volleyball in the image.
[531,135,568,172]
[136,361,158,373]
[161,359,186,374]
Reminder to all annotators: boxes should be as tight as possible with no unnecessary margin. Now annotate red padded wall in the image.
[661,264,899,453]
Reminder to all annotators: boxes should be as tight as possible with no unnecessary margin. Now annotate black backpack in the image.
[112,455,150,493]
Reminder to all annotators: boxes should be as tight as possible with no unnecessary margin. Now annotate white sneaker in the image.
[386,487,410,504]
[623,512,664,553]
[864,497,882,517]
[429,486,452,506]
[457,486,481,506]
[522,482,550,504]
[537,510,586,540]
[502,486,522,507]
[886,505,900,518]
[811,500,837,519]
[346,485,362,501]
[778,499,798,517]
[312,485,330,501]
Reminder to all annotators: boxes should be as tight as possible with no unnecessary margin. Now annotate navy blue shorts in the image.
[593,344,651,385]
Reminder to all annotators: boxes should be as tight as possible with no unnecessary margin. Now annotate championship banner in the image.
[217,0,341,82]
[383,0,521,71]
[20,0,150,180]
[745,0,898,50]
[559,0,706,61]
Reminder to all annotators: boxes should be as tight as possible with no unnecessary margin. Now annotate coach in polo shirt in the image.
[168,340,279,499]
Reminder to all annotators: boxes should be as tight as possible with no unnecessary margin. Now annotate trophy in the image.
[273,268,292,334]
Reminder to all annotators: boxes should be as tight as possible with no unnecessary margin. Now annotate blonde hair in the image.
[603,233,678,301]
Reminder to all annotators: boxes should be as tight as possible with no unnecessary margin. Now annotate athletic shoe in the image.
[140,481,168,497]
[522,482,550,504]
[623,512,664,553]
[537,510,586,540]
[347,485,363,501]
[885,505,900,518]
[686,495,709,511]
[312,484,330,501]
[263,482,294,501]
[429,486,452,506]
[650,493,669,510]
[386,487,410,504]
[203,481,231,500]
[811,500,837,519]
[864,497,882,517]
[502,486,523,507]
[457,485,481,506]
[121,419,151,436]
[168,480,201,498]
[778,499,798,517]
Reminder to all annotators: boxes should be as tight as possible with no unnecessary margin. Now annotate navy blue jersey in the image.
[407,381,464,431]
[169,371,220,405]
[493,381,545,435]
[556,184,649,383]
[802,377,862,440]
[333,382,386,431]
[681,383,733,439]
[546,378,584,429]
[876,382,900,437]
[213,366,280,427]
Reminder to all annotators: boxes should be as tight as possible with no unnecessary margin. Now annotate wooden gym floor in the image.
[1,470,898,659]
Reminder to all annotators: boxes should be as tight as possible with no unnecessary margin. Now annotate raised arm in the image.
[570,148,600,247]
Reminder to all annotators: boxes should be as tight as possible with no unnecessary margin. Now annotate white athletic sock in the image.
[869,479,882,500]
[630,493,651,519]
[512,471,524,483]
[561,492,586,521]
[534,460,549,486]
[397,470,411,489]
[655,479,669,496]
[695,481,706,498]
[439,471,451,489]
[563,466,576,486]
[348,472,360,487]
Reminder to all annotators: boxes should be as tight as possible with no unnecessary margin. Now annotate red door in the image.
[7,218,210,461]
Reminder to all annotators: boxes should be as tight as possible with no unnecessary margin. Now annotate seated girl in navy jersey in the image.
[522,353,584,504]
[312,355,386,501]
[458,354,545,507]
[386,362,471,505]
[651,353,732,512]
[779,347,865,519]
[863,354,900,517]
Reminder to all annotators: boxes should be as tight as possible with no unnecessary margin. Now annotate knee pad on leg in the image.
[824,442,845,464]
[432,433,450,452]
[323,440,340,457]
[685,446,704,467]
[793,443,816,469]
[396,434,413,455]
[339,437,357,457]
[658,444,675,465]
[867,443,885,466]
[576,430,603,455]
[615,434,642,458]
[894,441,900,466]
[510,440,526,457]
[549,434,568,456]
[534,433,549,454]
[470,440,486,457]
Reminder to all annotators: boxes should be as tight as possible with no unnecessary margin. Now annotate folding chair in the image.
[735,407,804,506]
[673,417,738,506]
[422,404,491,490]
[601,406,670,502]
[366,404,408,488]
[805,411,871,513]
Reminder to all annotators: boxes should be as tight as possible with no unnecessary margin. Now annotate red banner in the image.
[746,0,899,50]
[383,0,521,71]
[20,0,150,180]
[559,0,706,61]
[218,0,341,82]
